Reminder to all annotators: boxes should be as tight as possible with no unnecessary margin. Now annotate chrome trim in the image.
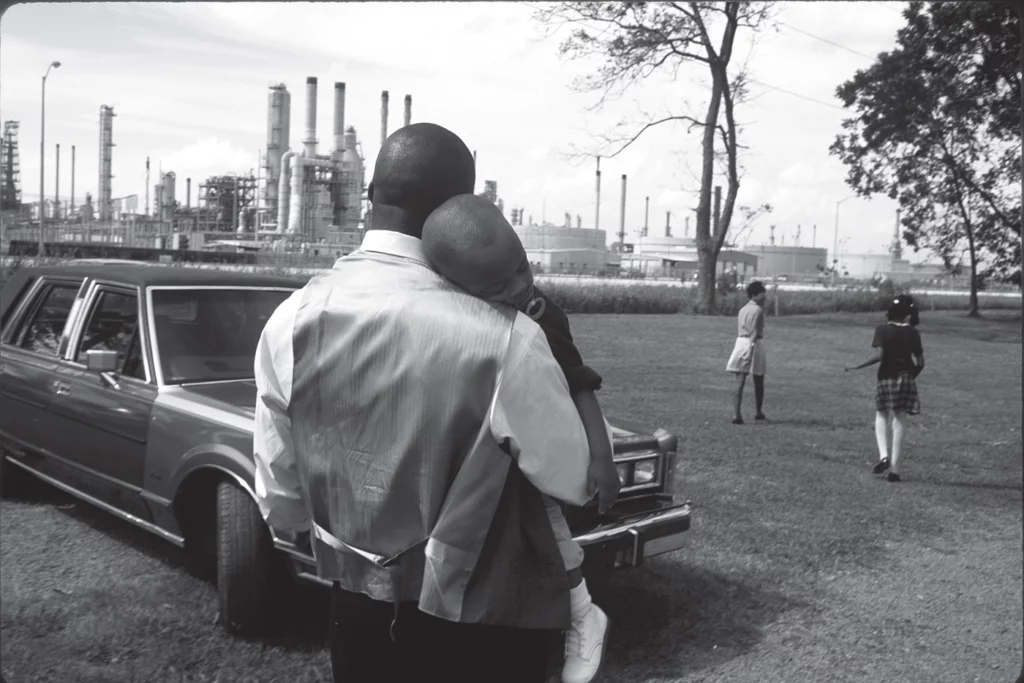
[145,285,297,387]
[573,503,691,547]
[297,571,332,588]
[4,457,186,548]
[615,451,661,464]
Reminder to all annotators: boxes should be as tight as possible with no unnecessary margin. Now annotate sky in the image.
[1,1,924,260]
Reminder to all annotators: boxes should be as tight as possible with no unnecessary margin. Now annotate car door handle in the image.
[54,381,72,395]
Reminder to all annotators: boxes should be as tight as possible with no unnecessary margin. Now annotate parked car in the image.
[0,263,691,635]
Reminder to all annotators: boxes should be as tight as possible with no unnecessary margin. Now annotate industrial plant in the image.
[0,71,939,282]
[0,75,420,261]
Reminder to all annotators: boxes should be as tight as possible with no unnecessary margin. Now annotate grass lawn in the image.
[2,310,1021,683]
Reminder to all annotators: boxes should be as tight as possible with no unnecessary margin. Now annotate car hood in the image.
[171,382,665,448]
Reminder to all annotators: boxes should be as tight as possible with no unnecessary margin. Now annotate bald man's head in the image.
[368,123,475,232]
[422,194,534,307]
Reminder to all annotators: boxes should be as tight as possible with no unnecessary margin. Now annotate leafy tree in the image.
[534,1,774,312]
[830,1,1021,315]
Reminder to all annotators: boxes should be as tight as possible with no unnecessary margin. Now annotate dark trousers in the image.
[329,583,554,683]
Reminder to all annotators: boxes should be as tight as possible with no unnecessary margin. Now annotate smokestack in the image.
[380,90,389,147]
[644,196,649,237]
[55,143,60,221]
[685,215,690,238]
[618,173,627,247]
[813,224,817,248]
[145,157,150,217]
[594,156,601,232]
[304,76,318,157]
[403,95,412,127]
[70,145,76,213]
[186,177,191,211]
[333,82,346,154]
[666,210,672,238]
[713,185,722,235]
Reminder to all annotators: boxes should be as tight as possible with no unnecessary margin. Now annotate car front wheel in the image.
[216,480,280,636]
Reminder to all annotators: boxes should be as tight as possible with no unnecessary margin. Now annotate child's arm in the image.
[573,390,620,514]
[845,326,884,372]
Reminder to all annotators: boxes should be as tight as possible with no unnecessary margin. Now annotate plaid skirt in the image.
[876,372,921,415]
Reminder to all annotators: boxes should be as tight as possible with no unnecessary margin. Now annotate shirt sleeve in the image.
[489,312,594,507]
[913,328,923,356]
[531,288,603,395]
[253,291,310,536]
[871,324,885,349]
[754,307,765,339]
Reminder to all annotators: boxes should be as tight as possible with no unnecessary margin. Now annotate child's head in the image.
[746,280,767,305]
[887,293,919,324]
[422,194,534,308]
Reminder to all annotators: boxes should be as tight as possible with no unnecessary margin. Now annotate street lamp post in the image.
[39,60,61,258]
[833,194,856,286]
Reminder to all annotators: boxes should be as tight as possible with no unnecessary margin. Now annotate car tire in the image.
[216,479,280,636]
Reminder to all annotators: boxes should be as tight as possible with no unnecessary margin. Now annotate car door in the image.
[0,277,85,465]
[44,283,157,517]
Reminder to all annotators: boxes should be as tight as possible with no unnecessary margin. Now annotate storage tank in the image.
[161,171,176,215]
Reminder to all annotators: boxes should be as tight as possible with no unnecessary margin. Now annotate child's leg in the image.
[733,373,747,421]
[543,495,585,584]
[874,411,890,462]
[753,374,765,416]
[891,411,906,474]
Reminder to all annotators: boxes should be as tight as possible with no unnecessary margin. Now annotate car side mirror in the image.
[85,349,119,373]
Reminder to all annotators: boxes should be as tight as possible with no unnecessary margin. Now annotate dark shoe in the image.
[754,413,766,421]
[732,417,744,425]
[887,472,901,483]
[873,458,890,474]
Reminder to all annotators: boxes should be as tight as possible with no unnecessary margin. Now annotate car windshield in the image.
[150,287,293,385]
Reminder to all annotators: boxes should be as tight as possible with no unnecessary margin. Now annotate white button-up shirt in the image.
[253,229,596,537]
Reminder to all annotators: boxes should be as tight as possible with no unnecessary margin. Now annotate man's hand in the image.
[588,458,621,515]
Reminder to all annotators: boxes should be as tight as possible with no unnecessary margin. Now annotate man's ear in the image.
[367,182,374,202]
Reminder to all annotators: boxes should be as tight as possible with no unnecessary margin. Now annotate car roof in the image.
[17,263,308,289]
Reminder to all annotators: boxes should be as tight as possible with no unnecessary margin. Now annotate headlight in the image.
[615,463,630,485]
[633,459,658,485]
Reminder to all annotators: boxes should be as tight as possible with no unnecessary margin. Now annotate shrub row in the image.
[1,258,1018,317]
[539,281,1019,316]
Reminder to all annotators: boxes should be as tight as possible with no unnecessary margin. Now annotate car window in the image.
[121,328,146,381]
[76,291,140,371]
[16,284,80,357]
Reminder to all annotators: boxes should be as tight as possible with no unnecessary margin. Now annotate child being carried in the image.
[422,193,620,683]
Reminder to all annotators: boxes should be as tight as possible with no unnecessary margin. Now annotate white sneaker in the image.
[562,603,610,683]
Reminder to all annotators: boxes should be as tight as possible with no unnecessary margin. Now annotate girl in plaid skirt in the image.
[845,294,924,482]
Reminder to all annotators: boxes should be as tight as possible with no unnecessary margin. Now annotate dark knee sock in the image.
[753,376,764,413]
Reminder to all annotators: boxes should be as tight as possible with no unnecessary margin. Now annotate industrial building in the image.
[746,245,829,276]
[515,219,611,274]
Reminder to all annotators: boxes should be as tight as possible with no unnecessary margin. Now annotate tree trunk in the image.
[965,221,980,317]
[696,255,718,313]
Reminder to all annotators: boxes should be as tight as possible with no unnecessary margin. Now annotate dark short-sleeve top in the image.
[528,286,603,395]
[871,323,923,380]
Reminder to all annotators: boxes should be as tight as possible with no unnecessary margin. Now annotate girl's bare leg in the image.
[734,373,747,422]
[891,411,906,475]
[874,410,890,462]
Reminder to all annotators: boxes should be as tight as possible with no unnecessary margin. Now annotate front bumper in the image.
[573,501,691,568]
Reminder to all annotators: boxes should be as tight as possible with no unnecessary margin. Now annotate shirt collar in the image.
[357,229,429,266]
